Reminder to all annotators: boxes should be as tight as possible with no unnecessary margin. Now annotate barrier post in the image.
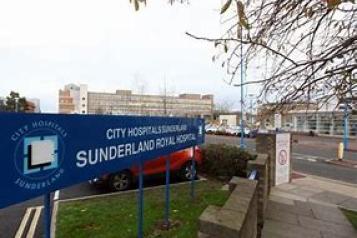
[44,193,51,238]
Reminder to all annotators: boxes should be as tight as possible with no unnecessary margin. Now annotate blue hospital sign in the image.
[0,113,205,209]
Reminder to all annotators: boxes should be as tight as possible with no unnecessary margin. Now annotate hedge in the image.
[200,144,256,181]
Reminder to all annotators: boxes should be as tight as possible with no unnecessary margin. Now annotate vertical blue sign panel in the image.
[0,113,205,209]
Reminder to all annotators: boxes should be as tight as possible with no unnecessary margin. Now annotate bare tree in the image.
[188,0,356,110]
[130,0,356,111]
[214,99,235,114]
[158,76,177,116]
[132,73,148,115]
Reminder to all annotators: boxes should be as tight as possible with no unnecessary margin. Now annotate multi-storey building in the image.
[27,98,41,113]
[58,84,88,114]
[58,84,213,118]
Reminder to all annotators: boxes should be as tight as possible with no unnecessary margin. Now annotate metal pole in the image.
[164,156,170,228]
[343,102,349,150]
[138,161,144,238]
[44,193,51,238]
[191,146,196,199]
[240,25,245,148]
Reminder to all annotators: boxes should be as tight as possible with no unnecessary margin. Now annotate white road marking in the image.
[293,157,306,160]
[307,158,317,162]
[54,190,60,201]
[292,153,327,162]
[26,206,43,238]
[15,207,33,238]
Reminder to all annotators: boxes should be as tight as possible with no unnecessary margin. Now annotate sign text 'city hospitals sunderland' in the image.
[0,113,204,208]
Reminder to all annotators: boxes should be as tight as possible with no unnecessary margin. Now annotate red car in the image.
[90,146,202,191]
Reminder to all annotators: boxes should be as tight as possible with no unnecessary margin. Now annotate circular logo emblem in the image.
[12,122,66,190]
[278,150,288,165]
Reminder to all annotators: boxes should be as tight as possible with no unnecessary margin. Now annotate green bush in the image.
[200,144,256,181]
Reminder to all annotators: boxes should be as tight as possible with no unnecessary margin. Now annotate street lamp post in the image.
[233,26,246,149]
[239,25,245,149]
[248,94,255,127]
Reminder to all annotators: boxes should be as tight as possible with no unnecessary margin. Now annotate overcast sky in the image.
[0,0,261,112]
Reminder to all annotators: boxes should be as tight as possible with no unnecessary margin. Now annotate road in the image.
[0,196,49,238]
[1,134,356,238]
[205,135,357,184]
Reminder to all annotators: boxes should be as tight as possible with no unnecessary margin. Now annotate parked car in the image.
[205,125,218,134]
[249,128,259,138]
[226,125,241,136]
[90,147,202,191]
[216,125,230,135]
[235,127,250,137]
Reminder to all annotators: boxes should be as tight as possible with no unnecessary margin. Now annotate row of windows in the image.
[88,94,212,105]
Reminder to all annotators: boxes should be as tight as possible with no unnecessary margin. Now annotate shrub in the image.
[200,144,256,181]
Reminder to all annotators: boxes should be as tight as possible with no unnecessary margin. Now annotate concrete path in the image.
[262,173,357,238]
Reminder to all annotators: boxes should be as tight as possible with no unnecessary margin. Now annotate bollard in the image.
[338,142,344,160]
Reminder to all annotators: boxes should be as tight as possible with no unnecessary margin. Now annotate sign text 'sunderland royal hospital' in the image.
[76,125,197,168]
[0,113,204,209]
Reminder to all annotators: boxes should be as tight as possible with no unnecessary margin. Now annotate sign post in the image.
[44,193,51,238]
[164,156,170,228]
[275,133,291,185]
[137,160,144,238]
[191,147,196,199]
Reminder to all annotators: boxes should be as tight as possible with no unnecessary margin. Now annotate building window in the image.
[82,110,85,114]
[82,97,86,100]
[82,104,85,107]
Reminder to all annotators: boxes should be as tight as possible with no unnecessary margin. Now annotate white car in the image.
[205,125,218,134]
[226,126,241,136]
[226,126,251,137]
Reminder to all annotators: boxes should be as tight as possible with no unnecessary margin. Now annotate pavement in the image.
[262,173,357,238]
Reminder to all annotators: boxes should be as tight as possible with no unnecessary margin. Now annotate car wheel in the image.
[179,161,197,181]
[108,170,132,192]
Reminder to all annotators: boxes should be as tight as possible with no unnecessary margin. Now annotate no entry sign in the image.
[0,113,205,209]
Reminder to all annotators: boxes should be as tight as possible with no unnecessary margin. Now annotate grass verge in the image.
[56,180,229,238]
[341,208,357,230]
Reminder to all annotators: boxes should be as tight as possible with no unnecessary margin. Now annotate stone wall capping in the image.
[199,178,258,238]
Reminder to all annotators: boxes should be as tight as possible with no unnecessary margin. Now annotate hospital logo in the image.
[23,135,58,175]
[12,121,66,190]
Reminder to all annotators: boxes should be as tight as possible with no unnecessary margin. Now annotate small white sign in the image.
[275,133,290,185]
[30,140,55,166]
[274,114,282,129]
